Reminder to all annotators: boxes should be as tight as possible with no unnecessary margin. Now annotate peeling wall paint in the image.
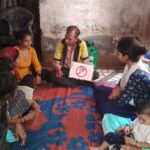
[39,0,145,52]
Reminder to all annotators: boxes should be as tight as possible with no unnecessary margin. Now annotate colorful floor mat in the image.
[10,85,103,150]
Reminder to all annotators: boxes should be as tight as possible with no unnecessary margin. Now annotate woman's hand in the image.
[30,100,41,113]
[108,85,122,100]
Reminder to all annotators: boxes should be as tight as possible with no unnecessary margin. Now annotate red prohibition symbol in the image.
[76,66,87,77]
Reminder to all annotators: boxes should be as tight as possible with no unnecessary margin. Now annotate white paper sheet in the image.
[69,61,94,81]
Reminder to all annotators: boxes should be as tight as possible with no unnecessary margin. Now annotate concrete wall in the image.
[139,0,150,46]
[39,0,144,52]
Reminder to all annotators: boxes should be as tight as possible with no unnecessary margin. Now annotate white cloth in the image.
[133,118,150,144]
[120,59,149,90]
[17,86,34,100]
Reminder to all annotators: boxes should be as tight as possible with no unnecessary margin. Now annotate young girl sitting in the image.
[0,72,17,149]
[14,30,51,88]
[0,73,30,148]
[0,71,40,145]
[90,100,150,150]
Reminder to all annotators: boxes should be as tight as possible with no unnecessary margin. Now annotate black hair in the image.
[117,36,148,62]
[66,25,80,37]
[0,19,10,36]
[14,29,32,41]
[136,100,150,116]
[0,72,17,101]
[13,50,19,61]
[0,57,14,72]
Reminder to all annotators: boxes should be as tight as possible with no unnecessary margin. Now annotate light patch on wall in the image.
[40,0,143,51]
[40,0,142,38]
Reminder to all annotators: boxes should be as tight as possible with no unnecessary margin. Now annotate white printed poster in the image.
[69,61,94,81]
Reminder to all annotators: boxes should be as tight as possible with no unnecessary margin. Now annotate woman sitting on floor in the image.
[94,36,150,134]
[14,30,51,88]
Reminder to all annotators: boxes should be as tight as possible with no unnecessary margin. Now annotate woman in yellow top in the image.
[15,30,51,88]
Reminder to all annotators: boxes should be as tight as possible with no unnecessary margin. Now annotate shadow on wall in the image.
[83,35,117,54]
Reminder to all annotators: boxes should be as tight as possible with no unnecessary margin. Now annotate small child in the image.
[0,72,17,132]
[0,72,17,149]
[0,71,40,145]
[90,100,150,150]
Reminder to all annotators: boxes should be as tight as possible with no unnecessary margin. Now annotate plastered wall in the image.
[40,0,145,52]
[139,0,150,46]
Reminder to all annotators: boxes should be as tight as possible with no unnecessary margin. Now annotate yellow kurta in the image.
[15,46,42,79]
